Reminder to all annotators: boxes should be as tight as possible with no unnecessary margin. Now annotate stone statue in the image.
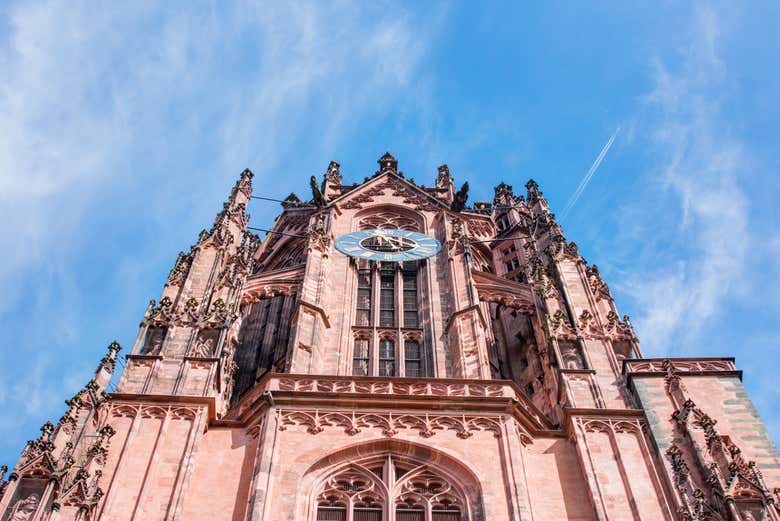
[560,342,584,370]
[192,336,215,357]
[144,328,165,355]
[9,493,40,521]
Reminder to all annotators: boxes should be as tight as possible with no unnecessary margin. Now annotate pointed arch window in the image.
[315,455,467,521]
[402,265,419,327]
[379,265,396,327]
[404,339,422,378]
[379,338,396,377]
[352,260,429,377]
[356,266,372,327]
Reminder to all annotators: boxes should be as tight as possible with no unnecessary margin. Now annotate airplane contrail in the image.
[559,127,620,222]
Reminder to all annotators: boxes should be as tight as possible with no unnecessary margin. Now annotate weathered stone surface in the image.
[2,158,776,521]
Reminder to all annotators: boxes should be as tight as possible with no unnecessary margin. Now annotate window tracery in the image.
[266,241,307,271]
[358,211,421,232]
[315,455,466,521]
[351,260,428,377]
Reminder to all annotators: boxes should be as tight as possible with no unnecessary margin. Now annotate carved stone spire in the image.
[93,341,121,390]
[525,178,550,211]
[493,182,515,207]
[322,160,342,202]
[436,164,455,205]
[377,152,398,173]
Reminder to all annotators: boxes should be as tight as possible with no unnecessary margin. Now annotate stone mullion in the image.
[605,424,642,521]
[371,262,380,375]
[247,409,280,521]
[98,405,141,519]
[130,408,170,521]
[172,355,190,396]
[572,420,609,521]
[500,419,534,521]
[396,264,404,377]
[167,409,206,521]
[141,357,161,394]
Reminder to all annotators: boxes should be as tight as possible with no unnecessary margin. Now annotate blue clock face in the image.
[335,229,442,262]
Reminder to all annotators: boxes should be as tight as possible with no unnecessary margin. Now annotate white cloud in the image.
[0,0,434,460]
[614,5,750,354]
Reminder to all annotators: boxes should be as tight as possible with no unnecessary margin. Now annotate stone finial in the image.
[525,178,549,209]
[378,152,398,173]
[436,165,453,188]
[493,182,514,207]
[237,167,254,189]
[325,161,342,184]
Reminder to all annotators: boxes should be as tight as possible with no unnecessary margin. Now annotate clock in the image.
[334,229,442,262]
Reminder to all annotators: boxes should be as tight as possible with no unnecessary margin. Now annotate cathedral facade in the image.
[1,153,779,521]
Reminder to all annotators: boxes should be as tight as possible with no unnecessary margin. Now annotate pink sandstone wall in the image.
[632,374,780,488]
[180,427,257,521]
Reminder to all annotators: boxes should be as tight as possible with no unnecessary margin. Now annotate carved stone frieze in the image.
[376,177,442,212]
[276,377,510,398]
[624,358,738,376]
[145,296,238,329]
[277,409,503,439]
[340,185,387,210]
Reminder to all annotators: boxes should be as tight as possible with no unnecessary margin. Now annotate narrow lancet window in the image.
[402,265,419,327]
[356,263,372,327]
[353,338,370,377]
[404,340,422,377]
[379,338,395,376]
[379,265,395,327]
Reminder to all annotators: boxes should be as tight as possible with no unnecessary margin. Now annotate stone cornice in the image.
[108,393,215,421]
[290,299,331,329]
[225,373,554,434]
[622,357,741,381]
[443,305,487,334]
[562,407,647,439]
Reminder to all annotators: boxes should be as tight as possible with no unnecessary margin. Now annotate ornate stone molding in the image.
[277,409,503,439]
[624,358,740,378]
[275,377,511,398]
[472,270,536,314]
[145,296,238,329]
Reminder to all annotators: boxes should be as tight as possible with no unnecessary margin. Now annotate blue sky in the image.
[1,1,778,466]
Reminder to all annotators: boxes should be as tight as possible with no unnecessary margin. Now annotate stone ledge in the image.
[622,357,741,380]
